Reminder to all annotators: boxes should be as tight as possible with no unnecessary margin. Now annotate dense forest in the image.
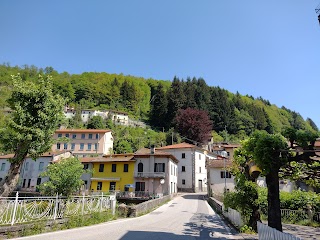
[0,63,318,152]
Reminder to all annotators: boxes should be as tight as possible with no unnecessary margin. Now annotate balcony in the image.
[134,172,165,178]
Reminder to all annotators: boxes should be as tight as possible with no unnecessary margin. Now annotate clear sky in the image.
[1,1,320,128]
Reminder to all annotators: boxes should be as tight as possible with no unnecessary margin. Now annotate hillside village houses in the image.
[1,125,317,196]
[63,106,146,128]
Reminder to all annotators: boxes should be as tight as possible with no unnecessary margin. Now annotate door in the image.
[198,180,203,192]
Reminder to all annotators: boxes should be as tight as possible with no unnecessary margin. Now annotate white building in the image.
[206,158,235,196]
[134,148,178,196]
[157,143,215,193]
[52,129,113,157]
[0,151,72,192]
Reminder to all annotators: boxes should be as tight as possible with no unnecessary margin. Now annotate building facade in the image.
[134,148,178,196]
[157,143,215,193]
[52,129,113,157]
[84,154,136,193]
[0,151,72,192]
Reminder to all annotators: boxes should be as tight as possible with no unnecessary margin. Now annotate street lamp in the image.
[221,151,228,193]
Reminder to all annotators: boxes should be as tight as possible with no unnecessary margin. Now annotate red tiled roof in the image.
[206,159,232,168]
[55,129,111,133]
[80,154,135,163]
[314,140,320,147]
[157,142,196,150]
[134,148,179,163]
[0,151,68,159]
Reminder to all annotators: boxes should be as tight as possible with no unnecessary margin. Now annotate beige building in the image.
[52,129,113,157]
[134,148,179,196]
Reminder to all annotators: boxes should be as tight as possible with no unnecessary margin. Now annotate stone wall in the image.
[128,194,176,217]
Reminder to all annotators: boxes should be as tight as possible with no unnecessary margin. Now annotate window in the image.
[71,143,75,150]
[81,134,85,139]
[112,164,117,172]
[23,179,26,188]
[124,164,128,172]
[56,143,61,150]
[27,179,31,188]
[182,166,185,172]
[199,167,201,173]
[135,182,145,191]
[72,134,77,139]
[199,154,201,160]
[65,133,69,138]
[64,143,68,150]
[37,178,41,185]
[25,162,29,171]
[220,171,232,179]
[154,163,165,172]
[80,143,84,150]
[0,178,2,182]
[58,133,62,138]
[138,162,143,172]
[83,164,89,170]
[109,182,116,191]
[39,162,44,171]
[1,163,5,171]
[182,153,186,159]
[97,182,102,190]
[84,180,88,189]
[87,143,92,151]
[94,143,98,151]
[182,179,186,185]
[99,164,104,172]
[88,134,92,139]
[95,134,99,139]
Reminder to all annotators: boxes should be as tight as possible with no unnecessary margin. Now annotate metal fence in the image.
[257,221,302,240]
[280,209,320,223]
[0,192,116,226]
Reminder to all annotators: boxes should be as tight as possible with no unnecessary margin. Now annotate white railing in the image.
[223,207,244,228]
[0,192,116,226]
[134,172,165,178]
[257,221,302,240]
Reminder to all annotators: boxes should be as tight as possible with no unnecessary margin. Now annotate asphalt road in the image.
[14,193,245,240]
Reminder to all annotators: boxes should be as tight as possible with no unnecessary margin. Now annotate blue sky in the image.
[1,1,320,128]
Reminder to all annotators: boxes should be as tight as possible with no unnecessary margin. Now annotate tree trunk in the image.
[248,205,261,232]
[0,161,23,197]
[266,169,282,231]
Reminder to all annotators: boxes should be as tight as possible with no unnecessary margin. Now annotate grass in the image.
[4,210,117,239]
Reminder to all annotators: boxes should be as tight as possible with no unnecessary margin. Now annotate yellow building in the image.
[82,154,135,192]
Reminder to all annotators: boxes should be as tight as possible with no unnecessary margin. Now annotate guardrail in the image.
[0,192,116,226]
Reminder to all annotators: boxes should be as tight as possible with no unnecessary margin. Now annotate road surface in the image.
[14,193,245,240]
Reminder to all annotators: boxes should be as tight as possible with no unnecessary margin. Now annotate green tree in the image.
[243,131,288,231]
[39,157,85,196]
[87,116,105,129]
[149,83,168,128]
[0,74,65,197]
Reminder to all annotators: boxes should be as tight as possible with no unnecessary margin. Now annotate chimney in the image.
[150,145,155,154]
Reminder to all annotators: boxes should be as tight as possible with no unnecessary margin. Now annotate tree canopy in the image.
[0,74,65,197]
[39,157,85,196]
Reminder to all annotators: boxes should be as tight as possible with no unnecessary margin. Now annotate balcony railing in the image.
[134,172,165,178]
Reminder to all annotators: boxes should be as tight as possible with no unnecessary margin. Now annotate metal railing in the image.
[257,221,302,240]
[134,172,165,178]
[0,192,116,226]
[116,191,164,199]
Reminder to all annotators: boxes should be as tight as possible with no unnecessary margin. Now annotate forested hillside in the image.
[0,64,318,144]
